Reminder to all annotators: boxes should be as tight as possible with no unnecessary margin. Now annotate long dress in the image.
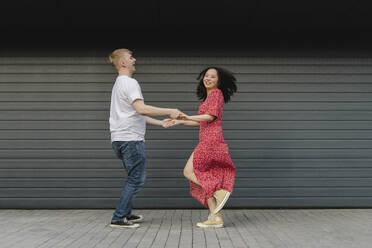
[190,88,236,208]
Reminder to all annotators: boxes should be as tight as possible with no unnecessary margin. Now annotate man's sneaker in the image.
[213,189,231,214]
[127,214,143,223]
[110,217,139,228]
[196,213,223,228]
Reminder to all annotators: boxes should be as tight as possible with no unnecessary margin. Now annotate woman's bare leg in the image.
[183,152,201,186]
[207,197,217,214]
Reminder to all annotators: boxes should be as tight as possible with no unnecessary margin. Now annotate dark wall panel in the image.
[1,56,372,208]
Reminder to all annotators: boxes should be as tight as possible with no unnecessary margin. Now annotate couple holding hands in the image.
[108,48,237,229]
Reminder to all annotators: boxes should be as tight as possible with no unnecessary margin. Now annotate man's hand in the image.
[169,109,184,119]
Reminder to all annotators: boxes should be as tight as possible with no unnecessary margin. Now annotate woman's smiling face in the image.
[203,68,219,90]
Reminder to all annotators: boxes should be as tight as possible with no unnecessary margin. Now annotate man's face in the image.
[120,52,136,72]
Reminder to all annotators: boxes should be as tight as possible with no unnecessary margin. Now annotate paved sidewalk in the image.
[1,209,372,248]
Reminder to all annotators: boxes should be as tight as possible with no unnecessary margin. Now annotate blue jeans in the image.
[111,141,146,222]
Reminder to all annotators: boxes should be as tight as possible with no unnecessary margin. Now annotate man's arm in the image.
[132,99,182,118]
[146,117,164,126]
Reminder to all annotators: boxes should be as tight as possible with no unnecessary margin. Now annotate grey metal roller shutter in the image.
[1,56,372,208]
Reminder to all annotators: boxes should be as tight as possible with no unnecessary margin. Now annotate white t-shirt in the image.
[109,75,146,142]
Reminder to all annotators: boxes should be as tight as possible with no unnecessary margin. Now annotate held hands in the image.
[169,109,185,119]
[169,108,193,120]
[161,118,180,128]
[162,109,190,128]
[179,113,191,120]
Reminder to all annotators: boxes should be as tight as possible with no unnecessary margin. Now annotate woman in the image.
[169,67,237,228]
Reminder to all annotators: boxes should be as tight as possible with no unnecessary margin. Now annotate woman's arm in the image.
[163,119,200,127]
[176,119,200,127]
[180,114,215,123]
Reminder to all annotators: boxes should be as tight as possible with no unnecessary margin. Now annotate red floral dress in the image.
[190,88,236,208]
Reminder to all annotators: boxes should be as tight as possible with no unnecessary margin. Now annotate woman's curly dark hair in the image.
[196,67,237,103]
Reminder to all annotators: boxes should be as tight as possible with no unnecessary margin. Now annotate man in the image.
[108,48,182,228]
